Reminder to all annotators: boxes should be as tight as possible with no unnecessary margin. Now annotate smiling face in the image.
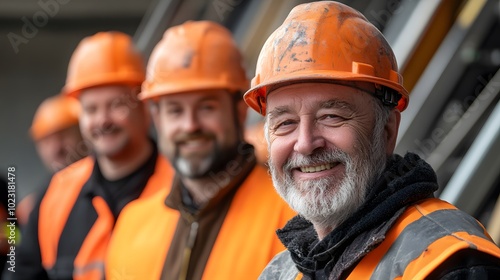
[266,82,398,229]
[79,85,149,159]
[152,90,244,179]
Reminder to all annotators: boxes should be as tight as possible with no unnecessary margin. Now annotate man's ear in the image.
[237,99,248,127]
[385,109,401,155]
[149,101,160,129]
[141,101,152,127]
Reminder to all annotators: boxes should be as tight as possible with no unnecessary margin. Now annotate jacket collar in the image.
[165,143,257,219]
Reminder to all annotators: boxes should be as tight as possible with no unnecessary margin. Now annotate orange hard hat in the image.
[30,95,81,141]
[139,21,248,100]
[244,1,409,115]
[62,31,145,98]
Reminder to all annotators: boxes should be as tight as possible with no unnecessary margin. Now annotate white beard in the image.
[269,124,388,230]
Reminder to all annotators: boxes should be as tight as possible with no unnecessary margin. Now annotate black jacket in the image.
[3,145,158,280]
[260,153,500,279]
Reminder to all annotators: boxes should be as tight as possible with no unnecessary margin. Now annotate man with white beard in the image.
[244,1,500,279]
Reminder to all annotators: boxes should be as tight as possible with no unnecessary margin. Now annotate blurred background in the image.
[0,0,499,232]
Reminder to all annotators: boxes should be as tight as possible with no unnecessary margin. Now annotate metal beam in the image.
[387,0,442,71]
[133,0,182,55]
[440,97,500,214]
[427,69,500,174]
[395,0,496,154]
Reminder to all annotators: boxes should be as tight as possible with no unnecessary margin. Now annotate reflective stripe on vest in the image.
[106,164,296,280]
[39,156,169,280]
[347,198,500,280]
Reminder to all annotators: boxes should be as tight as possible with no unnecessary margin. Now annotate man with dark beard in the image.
[243,2,500,279]
[7,32,170,280]
[105,21,295,280]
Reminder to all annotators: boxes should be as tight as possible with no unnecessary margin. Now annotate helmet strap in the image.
[373,85,402,108]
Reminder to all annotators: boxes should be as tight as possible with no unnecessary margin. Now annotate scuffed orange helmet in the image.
[139,21,248,100]
[244,1,409,115]
[62,31,145,98]
[30,95,81,141]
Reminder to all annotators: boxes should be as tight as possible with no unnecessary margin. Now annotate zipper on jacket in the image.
[179,221,199,280]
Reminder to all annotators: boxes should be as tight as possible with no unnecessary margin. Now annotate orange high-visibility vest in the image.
[38,156,171,280]
[106,165,296,280]
[347,198,500,279]
[283,198,500,280]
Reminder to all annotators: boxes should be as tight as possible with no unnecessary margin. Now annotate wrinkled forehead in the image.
[265,82,375,118]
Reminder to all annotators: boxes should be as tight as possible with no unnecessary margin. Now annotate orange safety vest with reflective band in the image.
[286,198,500,280]
[106,165,295,280]
[38,156,170,280]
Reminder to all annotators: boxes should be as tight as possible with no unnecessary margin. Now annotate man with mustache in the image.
[30,95,87,174]
[8,32,170,280]
[244,2,500,279]
[105,21,295,280]
[15,95,88,227]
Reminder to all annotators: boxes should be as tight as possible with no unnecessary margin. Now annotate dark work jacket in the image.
[3,144,159,280]
[260,153,500,280]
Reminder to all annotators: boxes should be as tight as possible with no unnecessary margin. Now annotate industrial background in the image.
[1,0,499,238]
